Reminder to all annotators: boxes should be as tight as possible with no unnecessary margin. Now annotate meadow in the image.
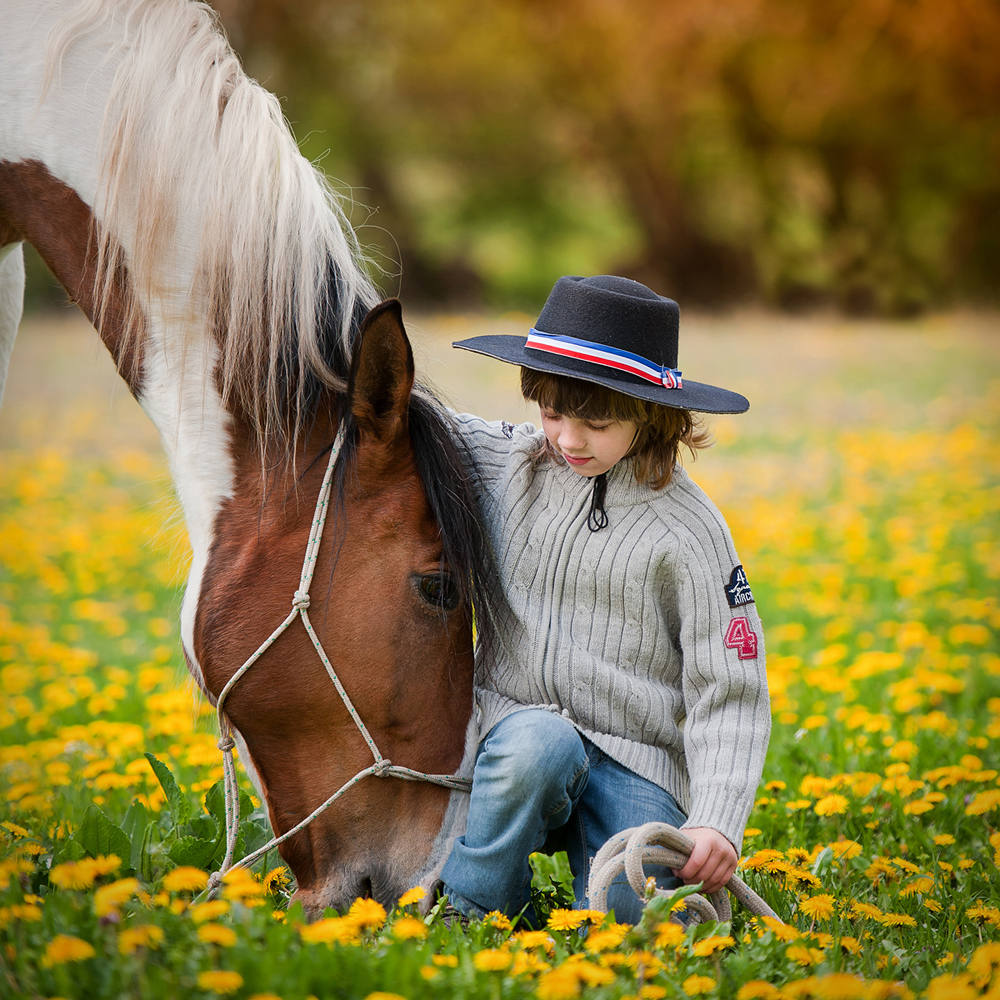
[1,309,998,999]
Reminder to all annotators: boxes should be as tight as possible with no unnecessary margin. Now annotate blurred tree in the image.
[222,0,999,311]
[23,0,1000,313]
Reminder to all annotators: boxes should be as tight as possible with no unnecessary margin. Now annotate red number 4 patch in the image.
[724,617,759,659]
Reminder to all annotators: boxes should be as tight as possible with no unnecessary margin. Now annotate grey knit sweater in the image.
[455,413,771,853]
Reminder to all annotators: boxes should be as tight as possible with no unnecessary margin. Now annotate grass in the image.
[1,310,998,999]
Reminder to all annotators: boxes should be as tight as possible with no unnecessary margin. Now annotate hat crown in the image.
[535,275,680,369]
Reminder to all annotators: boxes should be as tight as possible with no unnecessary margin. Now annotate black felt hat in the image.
[453,275,748,414]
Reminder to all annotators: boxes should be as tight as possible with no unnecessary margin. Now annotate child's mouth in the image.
[562,453,592,467]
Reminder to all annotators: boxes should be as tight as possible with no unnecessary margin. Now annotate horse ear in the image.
[348,298,414,442]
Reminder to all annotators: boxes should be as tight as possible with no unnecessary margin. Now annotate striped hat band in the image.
[526,329,683,389]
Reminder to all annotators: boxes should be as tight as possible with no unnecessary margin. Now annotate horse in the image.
[0,0,494,917]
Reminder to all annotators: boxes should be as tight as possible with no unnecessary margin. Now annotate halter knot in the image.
[373,759,393,776]
[217,735,236,752]
[292,590,311,610]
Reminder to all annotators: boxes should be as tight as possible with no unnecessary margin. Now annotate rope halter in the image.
[204,422,472,898]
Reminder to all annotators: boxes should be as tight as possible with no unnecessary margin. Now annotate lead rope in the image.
[587,822,782,924]
[202,423,472,900]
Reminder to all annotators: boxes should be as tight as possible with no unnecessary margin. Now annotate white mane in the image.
[48,0,379,441]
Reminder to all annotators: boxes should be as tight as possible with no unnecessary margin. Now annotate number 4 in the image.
[724,617,758,659]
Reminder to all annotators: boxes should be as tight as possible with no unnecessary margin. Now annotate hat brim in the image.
[453,335,749,415]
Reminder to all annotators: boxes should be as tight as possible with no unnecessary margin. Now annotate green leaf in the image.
[144,751,191,824]
[529,850,576,923]
[76,804,131,863]
[168,836,220,870]
[121,799,149,873]
[204,779,226,829]
[139,822,155,882]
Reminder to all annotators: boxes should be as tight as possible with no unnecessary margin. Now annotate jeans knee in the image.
[478,710,588,802]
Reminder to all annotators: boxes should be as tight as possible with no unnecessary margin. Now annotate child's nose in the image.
[559,421,587,451]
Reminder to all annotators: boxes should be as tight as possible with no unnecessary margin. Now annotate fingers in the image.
[676,828,738,896]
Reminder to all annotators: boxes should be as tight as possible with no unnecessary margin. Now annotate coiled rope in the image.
[587,822,782,924]
[202,423,472,899]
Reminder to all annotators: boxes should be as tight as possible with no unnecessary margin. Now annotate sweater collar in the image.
[552,453,687,508]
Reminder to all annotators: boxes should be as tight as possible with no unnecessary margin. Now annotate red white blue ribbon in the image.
[525,329,683,389]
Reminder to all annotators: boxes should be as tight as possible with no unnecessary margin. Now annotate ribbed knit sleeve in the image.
[660,483,771,853]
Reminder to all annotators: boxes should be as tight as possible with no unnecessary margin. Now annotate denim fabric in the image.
[439,709,687,925]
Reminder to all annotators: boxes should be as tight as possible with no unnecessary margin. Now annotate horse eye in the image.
[418,574,460,612]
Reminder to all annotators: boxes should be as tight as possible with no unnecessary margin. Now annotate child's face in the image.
[539,407,638,478]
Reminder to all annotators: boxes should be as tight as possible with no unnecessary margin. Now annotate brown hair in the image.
[520,368,711,489]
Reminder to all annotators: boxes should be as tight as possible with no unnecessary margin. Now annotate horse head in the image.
[192,299,483,916]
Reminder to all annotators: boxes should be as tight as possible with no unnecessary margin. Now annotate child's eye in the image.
[587,422,612,431]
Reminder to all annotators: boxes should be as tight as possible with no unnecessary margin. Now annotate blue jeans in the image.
[439,708,687,924]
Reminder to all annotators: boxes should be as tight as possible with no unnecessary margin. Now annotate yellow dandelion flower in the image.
[48,861,96,891]
[967,905,1000,926]
[653,921,685,949]
[118,924,164,955]
[536,967,580,1000]
[474,948,513,972]
[966,790,1000,815]
[682,974,717,996]
[933,835,956,846]
[221,867,265,902]
[397,886,426,907]
[248,995,285,1000]
[432,955,459,967]
[196,970,243,994]
[420,966,439,980]
[880,912,917,927]
[348,897,387,929]
[547,908,587,931]
[586,927,626,952]
[849,901,884,920]
[691,934,735,957]
[571,961,614,986]
[484,910,512,930]
[363,994,408,1000]
[198,923,238,946]
[190,900,230,923]
[759,915,800,941]
[799,894,836,920]
[787,944,825,966]
[162,867,208,893]
[392,916,428,941]
[93,877,139,917]
[84,855,122,878]
[924,973,976,1000]
[741,849,785,871]
[511,951,551,976]
[299,916,361,945]
[810,972,873,998]
[839,937,861,955]
[814,794,849,816]
[828,840,862,860]
[41,934,95,967]
[924,899,944,913]
[899,877,935,897]
[513,930,556,952]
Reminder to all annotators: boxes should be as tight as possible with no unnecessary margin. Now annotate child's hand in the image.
[675,827,737,895]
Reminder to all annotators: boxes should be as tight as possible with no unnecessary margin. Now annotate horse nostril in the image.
[359,875,373,899]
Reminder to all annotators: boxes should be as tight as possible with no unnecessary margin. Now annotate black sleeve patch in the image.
[724,565,755,607]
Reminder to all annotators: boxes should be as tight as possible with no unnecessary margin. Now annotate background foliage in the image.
[207,0,1000,311]
[20,0,1000,314]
